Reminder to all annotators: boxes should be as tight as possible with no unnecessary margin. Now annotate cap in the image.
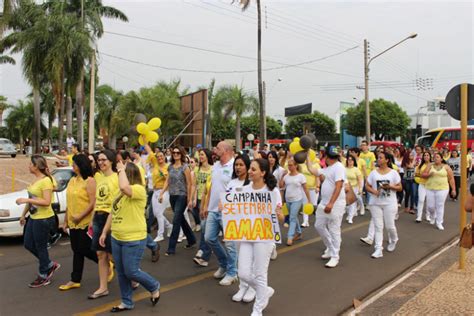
[326,145,339,158]
[196,144,202,149]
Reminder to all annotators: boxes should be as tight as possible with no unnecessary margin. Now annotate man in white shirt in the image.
[202,141,238,286]
[307,146,346,268]
[66,134,75,152]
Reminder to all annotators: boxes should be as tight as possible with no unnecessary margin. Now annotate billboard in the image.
[285,103,312,117]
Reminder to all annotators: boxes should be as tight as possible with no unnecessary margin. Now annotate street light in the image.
[364,33,418,142]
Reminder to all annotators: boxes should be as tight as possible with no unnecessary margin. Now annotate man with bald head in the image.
[202,141,238,286]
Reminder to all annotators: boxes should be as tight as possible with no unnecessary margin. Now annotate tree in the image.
[237,0,265,149]
[4,99,35,148]
[0,95,10,127]
[241,116,282,140]
[344,98,411,141]
[95,84,122,149]
[211,85,258,151]
[285,111,336,139]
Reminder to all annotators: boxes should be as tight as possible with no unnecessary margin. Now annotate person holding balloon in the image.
[279,158,311,246]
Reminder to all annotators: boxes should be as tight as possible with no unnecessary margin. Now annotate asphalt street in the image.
[0,201,461,316]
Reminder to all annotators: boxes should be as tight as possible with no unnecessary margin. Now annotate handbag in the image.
[345,183,357,205]
[459,224,473,249]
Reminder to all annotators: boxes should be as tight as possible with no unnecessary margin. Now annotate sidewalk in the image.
[394,248,474,315]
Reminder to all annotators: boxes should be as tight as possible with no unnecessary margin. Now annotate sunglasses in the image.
[172,151,181,155]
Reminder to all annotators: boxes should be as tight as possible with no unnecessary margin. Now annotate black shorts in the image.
[91,212,112,253]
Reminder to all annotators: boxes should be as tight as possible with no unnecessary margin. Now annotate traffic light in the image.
[439,101,446,110]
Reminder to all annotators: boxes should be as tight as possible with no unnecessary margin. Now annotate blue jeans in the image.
[24,217,55,278]
[287,200,302,239]
[204,211,237,277]
[198,218,212,261]
[167,195,196,254]
[111,238,160,309]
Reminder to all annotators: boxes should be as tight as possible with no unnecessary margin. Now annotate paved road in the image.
[0,201,461,316]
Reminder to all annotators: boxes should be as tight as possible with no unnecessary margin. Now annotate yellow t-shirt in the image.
[195,166,212,201]
[467,154,472,169]
[94,172,119,213]
[111,185,147,241]
[357,158,367,174]
[66,176,93,229]
[148,155,168,189]
[28,177,55,220]
[298,162,320,189]
[360,151,376,176]
[415,164,428,184]
[67,154,74,166]
[425,166,449,190]
[346,167,362,188]
[135,163,146,185]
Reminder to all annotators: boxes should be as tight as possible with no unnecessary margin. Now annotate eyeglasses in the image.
[172,151,181,155]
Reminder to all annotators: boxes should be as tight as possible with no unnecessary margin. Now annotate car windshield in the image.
[0,139,12,145]
[418,132,438,148]
[52,169,75,192]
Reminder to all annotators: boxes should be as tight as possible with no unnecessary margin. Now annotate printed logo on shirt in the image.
[376,180,391,198]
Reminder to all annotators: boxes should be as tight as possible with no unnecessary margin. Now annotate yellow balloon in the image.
[148,117,162,130]
[147,131,159,143]
[289,141,304,154]
[308,149,316,162]
[136,122,150,135]
[282,203,289,216]
[293,137,300,142]
[303,203,314,215]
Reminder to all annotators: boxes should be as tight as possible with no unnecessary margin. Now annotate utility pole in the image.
[364,39,371,143]
[261,80,266,148]
[88,50,96,153]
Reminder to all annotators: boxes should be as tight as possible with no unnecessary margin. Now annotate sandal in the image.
[110,306,131,313]
[87,290,109,299]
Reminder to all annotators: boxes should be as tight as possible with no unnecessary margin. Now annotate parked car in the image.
[0,167,75,237]
[0,138,17,158]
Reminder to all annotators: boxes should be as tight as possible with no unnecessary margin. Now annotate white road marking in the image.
[5,175,30,185]
[60,242,70,246]
[348,238,458,315]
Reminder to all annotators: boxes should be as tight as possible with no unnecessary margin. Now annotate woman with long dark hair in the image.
[415,151,432,223]
[402,151,417,214]
[160,145,196,255]
[345,155,363,224]
[447,150,461,201]
[99,162,161,312]
[59,154,98,291]
[238,158,283,315]
[17,155,60,288]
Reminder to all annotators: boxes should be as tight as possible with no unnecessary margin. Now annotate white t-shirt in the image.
[283,173,306,202]
[227,178,246,191]
[272,166,286,184]
[447,157,461,176]
[367,169,401,206]
[320,161,346,205]
[240,184,282,213]
[66,137,75,148]
[208,158,234,212]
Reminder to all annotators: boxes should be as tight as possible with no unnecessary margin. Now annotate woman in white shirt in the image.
[279,158,311,245]
[365,152,403,259]
[238,158,283,316]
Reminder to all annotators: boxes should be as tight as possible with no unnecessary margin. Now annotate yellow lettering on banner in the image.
[225,220,238,239]
[252,218,264,240]
[264,218,274,239]
[238,219,252,239]
[267,202,272,215]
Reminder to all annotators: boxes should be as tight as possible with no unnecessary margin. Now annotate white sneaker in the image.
[195,249,203,258]
[153,235,164,242]
[193,257,209,267]
[371,249,383,258]
[219,275,238,286]
[321,248,331,259]
[195,224,201,232]
[387,240,398,252]
[426,215,431,222]
[232,288,247,302]
[430,218,436,225]
[360,237,373,246]
[360,209,365,216]
[178,235,186,243]
[395,213,399,221]
[283,222,289,228]
[213,267,226,279]
[325,257,339,268]
[166,225,173,237]
[242,287,256,303]
[270,244,277,260]
[347,218,353,224]
[259,287,274,311]
[436,224,444,231]
[301,222,309,228]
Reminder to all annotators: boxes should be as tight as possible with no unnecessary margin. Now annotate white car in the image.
[0,167,75,237]
[0,138,17,158]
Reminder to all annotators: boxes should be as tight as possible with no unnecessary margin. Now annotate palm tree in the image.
[235,0,265,148]
[95,84,122,149]
[4,99,36,151]
[0,54,15,64]
[212,85,258,151]
[0,95,9,127]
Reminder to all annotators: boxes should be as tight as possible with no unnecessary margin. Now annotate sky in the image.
[1,0,473,125]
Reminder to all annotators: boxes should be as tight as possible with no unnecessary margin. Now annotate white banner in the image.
[221,188,281,243]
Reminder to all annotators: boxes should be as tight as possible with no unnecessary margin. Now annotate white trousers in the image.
[314,203,344,259]
[302,190,319,225]
[370,204,399,251]
[238,242,273,314]
[426,189,449,226]
[345,187,360,220]
[416,184,428,220]
[152,189,172,237]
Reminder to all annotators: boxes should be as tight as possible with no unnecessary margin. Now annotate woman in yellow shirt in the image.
[89,149,119,299]
[99,161,160,312]
[424,152,456,230]
[17,155,60,288]
[415,151,432,222]
[59,154,98,291]
[345,155,363,224]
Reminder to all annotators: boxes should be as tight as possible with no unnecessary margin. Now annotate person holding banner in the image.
[236,158,283,316]
[306,146,346,268]
[280,158,311,245]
